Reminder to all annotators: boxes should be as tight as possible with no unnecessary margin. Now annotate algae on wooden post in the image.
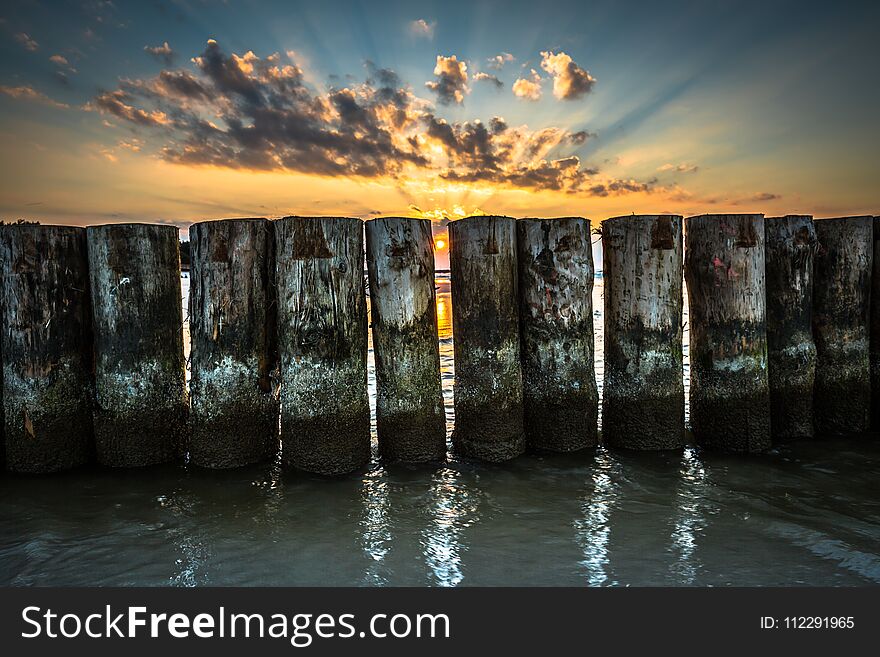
[449,215,525,462]
[189,218,278,468]
[765,215,817,440]
[0,224,94,472]
[517,217,598,451]
[813,216,872,434]
[684,214,771,452]
[365,217,446,463]
[275,216,370,475]
[87,223,187,467]
[602,215,684,450]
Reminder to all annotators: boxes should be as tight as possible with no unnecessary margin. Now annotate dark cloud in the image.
[145,41,174,65]
[473,72,503,89]
[14,32,39,51]
[86,40,650,195]
[425,54,468,104]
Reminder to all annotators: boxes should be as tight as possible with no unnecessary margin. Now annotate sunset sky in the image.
[0,0,877,267]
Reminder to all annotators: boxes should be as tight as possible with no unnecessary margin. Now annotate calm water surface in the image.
[0,276,878,586]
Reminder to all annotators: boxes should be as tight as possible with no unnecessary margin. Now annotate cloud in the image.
[85,40,652,196]
[658,162,699,174]
[473,72,503,89]
[512,69,542,101]
[145,41,174,65]
[540,51,596,100]
[88,89,169,126]
[0,84,68,108]
[409,19,435,39]
[731,192,781,205]
[587,178,656,197]
[487,53,515,70]
[14,32,39,51]
[425,54,468,104]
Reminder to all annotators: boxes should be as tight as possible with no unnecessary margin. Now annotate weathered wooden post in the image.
[871,216,880,429]
[189,218,278,468]
[0,224,94,472]
[365,217,446,462]
[516,217,597,451]
[87,223,187,467]
[601,215,684,450]
[449,215,525,461]
[275,216,370,475]
[764,215,817,440]
[684,214,771,452]
[813,216,873,434]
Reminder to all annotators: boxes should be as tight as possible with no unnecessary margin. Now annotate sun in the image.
[434,238,446,250]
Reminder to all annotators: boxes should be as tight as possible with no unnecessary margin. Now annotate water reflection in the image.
[158,489,209,587]
[360,468,392,586]
[669,447,712,584]
[421,467,480,586]
[574,450,620,586]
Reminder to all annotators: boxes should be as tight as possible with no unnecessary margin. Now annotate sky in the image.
[0,0,878,267]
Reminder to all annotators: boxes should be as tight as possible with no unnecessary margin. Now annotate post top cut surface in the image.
[815,215,873,222]
[448,215,514,232]
[190,217,268,228]
[0,223,83,234]
[765,214,813,221]
[86,222,180,236]
[604,213,682,225]
[278,215,362,224]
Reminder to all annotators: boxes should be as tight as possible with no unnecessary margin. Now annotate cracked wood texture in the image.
[365,217,445,463]
[517,217,598,451]
[87,223,187,467]
[684,214,771,452]
[275,216,370,475]
[189,218,278,468]
[765,215,817,440]
[813,216,872,434]
[602,215,684,450]
[0,225,94,472]
[449,215,525,462]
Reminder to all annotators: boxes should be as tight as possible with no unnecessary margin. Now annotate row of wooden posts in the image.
[0,213,877,474]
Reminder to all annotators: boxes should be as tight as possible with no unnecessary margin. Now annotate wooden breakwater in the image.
[0,213,877,474]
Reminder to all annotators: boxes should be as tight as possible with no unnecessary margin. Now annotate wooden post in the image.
[601,215,684,450]
[189,218,278,468]
[517,217,597,451]
[812,216,873,434]
[871,216,880,429]
[449,215,525,461]
[275,216,370,475]
[365,217,445,462]
[684,214,771,452]
[764,215,817,440]
[0,225,94,472]
[87,223,187,467]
